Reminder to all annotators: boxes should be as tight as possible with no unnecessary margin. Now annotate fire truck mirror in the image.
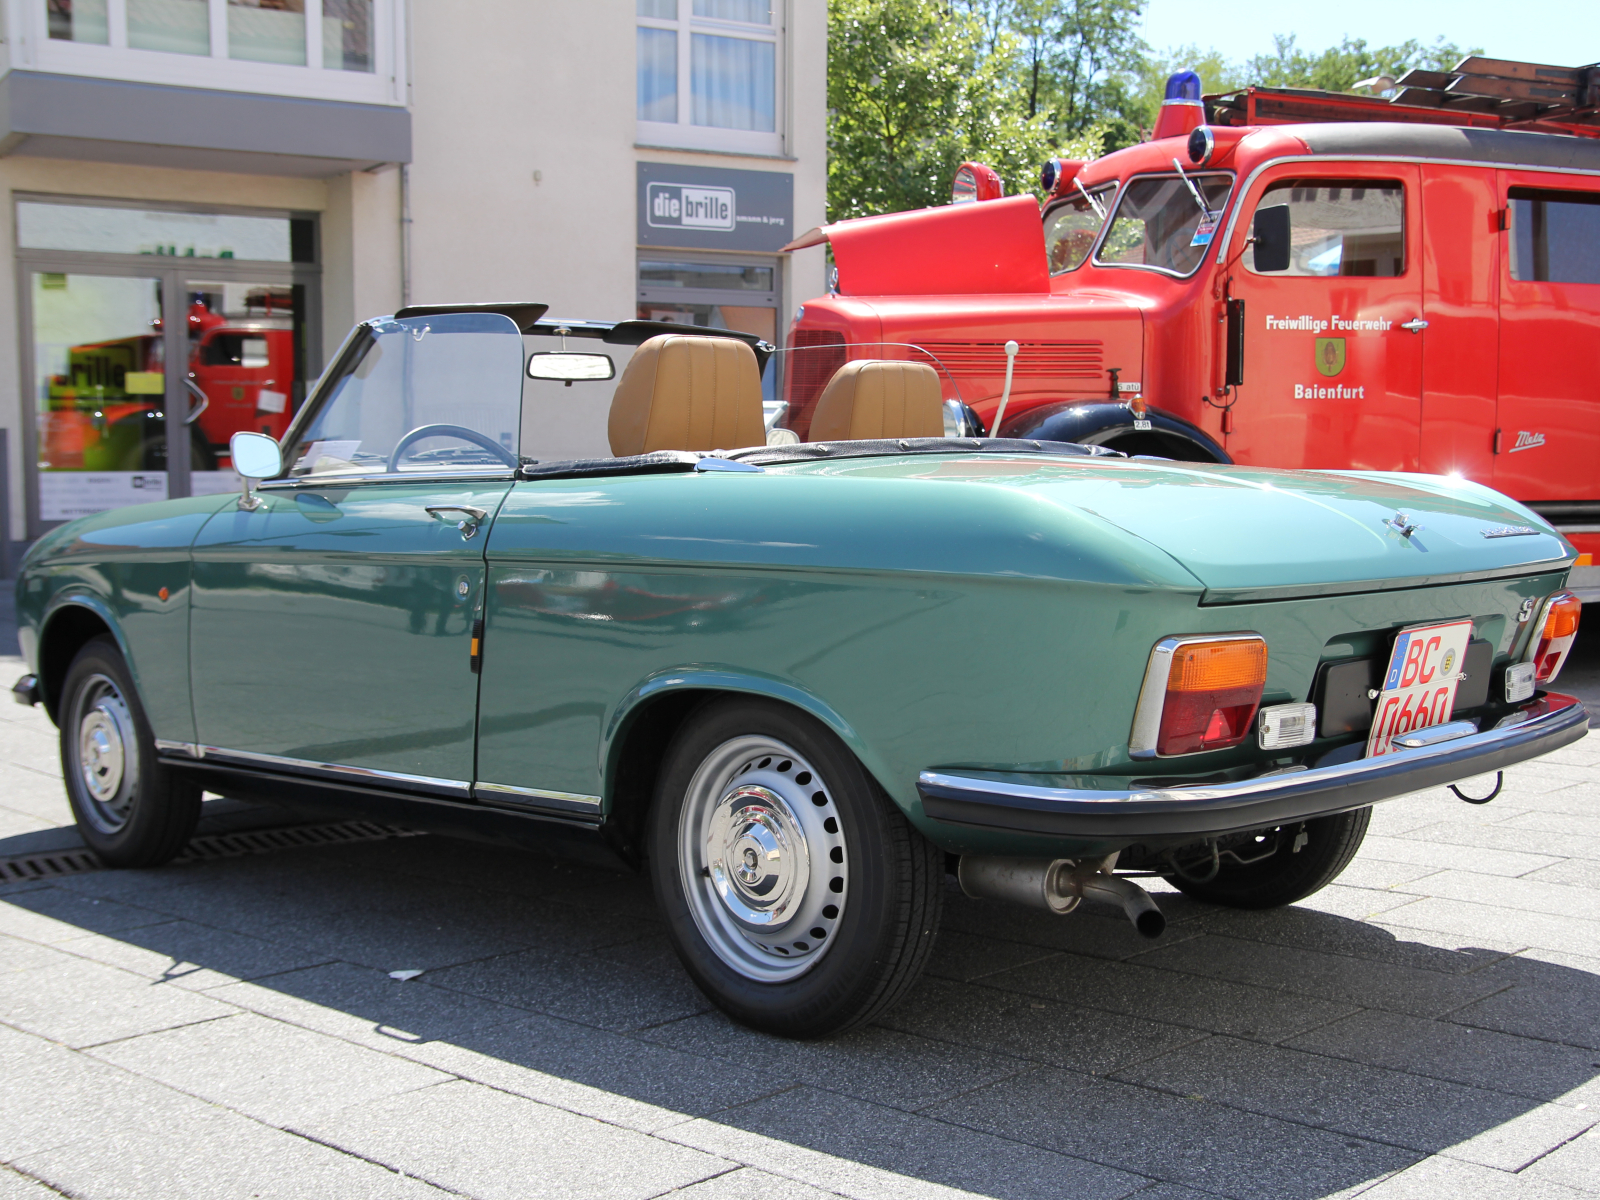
[1252,205,1292,273]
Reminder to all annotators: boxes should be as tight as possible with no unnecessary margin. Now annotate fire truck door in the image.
[1225,167,1423,471]
[1493,172,1600,502]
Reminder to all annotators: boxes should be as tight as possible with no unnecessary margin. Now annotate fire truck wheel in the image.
[648,696,943,1038]
[59,636,202,868]
[1166,808,1371,909]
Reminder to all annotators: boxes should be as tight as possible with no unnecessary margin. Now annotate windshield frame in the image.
[1090,170,1236,280]
[1041,182,1119,277]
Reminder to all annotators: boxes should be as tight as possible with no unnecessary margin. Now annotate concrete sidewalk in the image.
[2,595,1599,1198]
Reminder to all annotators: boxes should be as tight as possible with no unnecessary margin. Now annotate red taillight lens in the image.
[1530,590,1581,683]
[1155,638,1268,756]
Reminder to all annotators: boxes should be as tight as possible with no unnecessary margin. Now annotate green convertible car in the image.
[12,303,1589,1036]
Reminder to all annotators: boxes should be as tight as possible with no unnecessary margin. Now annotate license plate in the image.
[1365,619,1474,757]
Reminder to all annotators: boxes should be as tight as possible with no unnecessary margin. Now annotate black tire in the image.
[648,697,943,1038]
[1167,808,1371,909]
[59,636,201,867]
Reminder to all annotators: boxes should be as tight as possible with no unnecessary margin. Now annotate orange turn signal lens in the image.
[1167,639,1268,693]
[1530,590,1581,684]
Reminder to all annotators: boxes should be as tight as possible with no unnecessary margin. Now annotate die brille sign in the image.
[637,163,793,253]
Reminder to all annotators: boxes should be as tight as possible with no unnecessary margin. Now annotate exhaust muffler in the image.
[957,855,1166,938]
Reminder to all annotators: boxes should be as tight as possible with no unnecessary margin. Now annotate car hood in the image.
[797,456,1573,601]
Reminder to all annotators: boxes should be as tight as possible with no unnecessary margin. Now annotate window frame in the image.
[1090,170,1235,280]
[11,0,405,106]
[1242,177,1409,280]
[636,0,787,157]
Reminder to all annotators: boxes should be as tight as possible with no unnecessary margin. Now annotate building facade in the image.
[0,0,826,561]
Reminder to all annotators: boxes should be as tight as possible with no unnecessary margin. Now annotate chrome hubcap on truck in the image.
[679,735,848,982]
[72,674,139,833]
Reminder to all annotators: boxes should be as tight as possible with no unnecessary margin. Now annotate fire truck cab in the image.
[783,58,1600,598]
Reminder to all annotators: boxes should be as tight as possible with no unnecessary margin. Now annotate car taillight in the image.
[1130,634,1269,758]
[1528,590,1581,683]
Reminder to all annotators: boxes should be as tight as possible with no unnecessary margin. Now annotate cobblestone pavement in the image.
[2,593,1599,1200]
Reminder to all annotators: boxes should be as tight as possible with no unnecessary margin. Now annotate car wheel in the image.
[648,697,943,1038]
[59,636,201,868]
[1167,808,1371,909]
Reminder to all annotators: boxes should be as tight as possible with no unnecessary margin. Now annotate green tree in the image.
[1243,35,1474,91]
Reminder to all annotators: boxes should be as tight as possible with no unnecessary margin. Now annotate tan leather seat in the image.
[608,334,766,456]
[807,360,945,442]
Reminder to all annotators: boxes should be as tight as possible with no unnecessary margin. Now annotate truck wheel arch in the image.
[1001,401,1231,464]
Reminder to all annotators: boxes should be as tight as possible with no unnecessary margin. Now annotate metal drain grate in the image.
[0,820,423,882]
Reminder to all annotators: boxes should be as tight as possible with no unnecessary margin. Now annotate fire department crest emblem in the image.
[1314,337,1346,377]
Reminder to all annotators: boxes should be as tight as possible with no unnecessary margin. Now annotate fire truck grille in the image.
[919,341,1103,379]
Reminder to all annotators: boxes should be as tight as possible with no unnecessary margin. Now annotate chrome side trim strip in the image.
[476,782,603,809]
[153,738,199,758]
[184,745,472,798]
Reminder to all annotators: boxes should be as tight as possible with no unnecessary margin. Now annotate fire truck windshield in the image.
[1043,184,1116,276]
[1095,172,1233,277]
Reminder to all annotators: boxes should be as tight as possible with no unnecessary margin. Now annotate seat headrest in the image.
[807,360,945,442]
[608,334,766,457]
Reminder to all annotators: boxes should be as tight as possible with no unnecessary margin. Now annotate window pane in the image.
[638,27,678,122]
[1097,174,1232,276]
[229,0,306,66]
[48,0,109,44]
[692,33,774,131]
[639,261,774,290]
[18,202,295,261]
[1510,188,1600,284]
[694,0,770,23]
[127,0,210,55]
[1044,186,1114,275]
[1245,180,1405,277]
[637,0,676,15]
[322,0,373,71]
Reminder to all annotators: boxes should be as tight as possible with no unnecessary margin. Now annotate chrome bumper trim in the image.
[163,744,473,799]
[918,693,1588,840]
[475,781,603,810]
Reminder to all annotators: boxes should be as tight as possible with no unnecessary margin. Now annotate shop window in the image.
[1245,180,1405,277]
[1510,187,1600,285]
[637,0,782,154]
[129,0,209,56]
[637,255,780,406]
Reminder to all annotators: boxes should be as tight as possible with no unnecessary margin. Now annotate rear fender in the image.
[1003,401,1231,463]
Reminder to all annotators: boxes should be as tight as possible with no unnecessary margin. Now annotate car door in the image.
[187,312,526,796]
[1225,165,1425,471]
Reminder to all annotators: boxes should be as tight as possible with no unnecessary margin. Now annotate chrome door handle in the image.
[183,377,210,425]
[1400,318,1429,333]
[425,505,489,538]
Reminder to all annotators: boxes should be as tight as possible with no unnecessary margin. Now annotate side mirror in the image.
[230,431,281,511]
[526,351,615,383]
[1251,205,1292,272]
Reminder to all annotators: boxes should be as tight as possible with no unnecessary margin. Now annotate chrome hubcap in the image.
[72,675,138,833]
[680,736,848,983]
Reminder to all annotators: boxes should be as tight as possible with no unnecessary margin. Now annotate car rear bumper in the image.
[918,692,1588,840]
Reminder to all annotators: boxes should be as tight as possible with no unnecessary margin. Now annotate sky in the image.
[1140,0,1600,70]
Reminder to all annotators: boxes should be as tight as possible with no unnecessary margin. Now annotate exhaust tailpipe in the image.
[958,856,1165,938]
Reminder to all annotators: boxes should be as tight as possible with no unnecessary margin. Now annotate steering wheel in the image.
[387,423,518,472]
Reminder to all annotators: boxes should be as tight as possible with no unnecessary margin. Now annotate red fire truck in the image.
[782,57,1600,598]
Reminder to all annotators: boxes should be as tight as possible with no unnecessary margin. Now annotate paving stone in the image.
[691,1085,1150,1200]
[1286,1008,1600,1099]
[980,951,1359,1042]
[1330,857,1441,891]
[0,954,237,1047]
[0,932,77,975]
[0,889,170,943]
[1359,833,1562,879]
[89,1011,451,1126]
[1524,858,1600,890]
[302,1078,727,1200]
[1284,883,1427,923]
[0,1167,64,1199]
[1445,952,1600,1049]
[1377,896,1600,959]
[54,919,335,990]
[1518,1123,1600,1194]
[877,975,1206,1076]
[1111,1035,1540,1154]
[1402,817,1600,863]
[1437,1102,1597,1172]
[668,1166,848,1200]
[14,1102,452,1199]
[1355,1153,1589,1198]
[1395,869,1600,922]
[642,1008,1034,1111]
[923,1067,1418,1200]
[922,931,1066,983]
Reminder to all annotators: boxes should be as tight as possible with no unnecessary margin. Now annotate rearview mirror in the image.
[526,351,615,382]
[230,431,281,512]
[1252,205,1291,272]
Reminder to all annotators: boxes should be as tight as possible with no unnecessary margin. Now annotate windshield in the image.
[287,312,525,478]
[1096,173,1233,277]
[1043,184,1115,275]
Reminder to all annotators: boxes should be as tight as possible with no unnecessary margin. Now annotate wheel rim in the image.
[678,735,848,983]
[71,673,139,833]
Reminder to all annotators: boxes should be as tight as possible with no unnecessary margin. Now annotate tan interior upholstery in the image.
[807,360,945,442]
[607,334,766,457]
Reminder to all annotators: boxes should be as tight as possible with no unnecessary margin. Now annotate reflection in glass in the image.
[323,0,373,71]
[128,0,210,55]
[1044,186,1115,275]
[637,0,676,15]
[1510,188,1600,284]
[229,0,306,65]
[48,0,110,43]
[185,280,306,497]
[638,27,678,122]
[1245,181,1405,277]
[692,33,774,131]
[694,0,769,22]
[638,261,774,291]
[33,274,173,521]
[1097,174,1233,277]
[17,202,293,260]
